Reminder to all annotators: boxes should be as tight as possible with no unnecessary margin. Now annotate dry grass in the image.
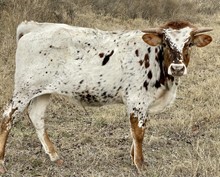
[0,0,220,176]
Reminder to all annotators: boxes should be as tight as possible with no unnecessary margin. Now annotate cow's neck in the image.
[147,47,179,113]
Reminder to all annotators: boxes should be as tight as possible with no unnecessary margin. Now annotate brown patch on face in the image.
[162,20,195,30]
[163,48,174,71]
[182,45,191,67]
[156,48,175,86]
[144,54,150,68]
[163,40,191,76]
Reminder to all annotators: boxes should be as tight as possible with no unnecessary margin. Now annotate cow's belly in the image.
[71,88,124,106]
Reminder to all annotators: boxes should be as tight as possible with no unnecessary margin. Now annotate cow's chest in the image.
[148,82,177,113]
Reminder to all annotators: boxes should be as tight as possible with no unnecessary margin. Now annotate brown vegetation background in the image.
[0,0,220,176]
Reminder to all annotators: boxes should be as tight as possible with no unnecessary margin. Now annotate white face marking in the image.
[163,27,192,52]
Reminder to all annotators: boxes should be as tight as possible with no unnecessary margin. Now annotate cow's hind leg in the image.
[0,107,17,173]
[27,94,63,165]
[0,97,30,174]
[130,113,146,173]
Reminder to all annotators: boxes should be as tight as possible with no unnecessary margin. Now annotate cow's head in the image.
[142,21,212,77]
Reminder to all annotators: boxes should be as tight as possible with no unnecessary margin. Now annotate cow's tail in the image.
[16,21,38,43]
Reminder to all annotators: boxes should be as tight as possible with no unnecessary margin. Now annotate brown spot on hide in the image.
[102,50,114,66]
[135,50,139,57]
[143,81,148,91]
[139,60,143,66]
[99,53,104,58]
[155,80,161,88]
[144,54,150,68]
[148,71,152,79]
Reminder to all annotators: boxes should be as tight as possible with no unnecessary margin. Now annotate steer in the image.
[0,20,212,173]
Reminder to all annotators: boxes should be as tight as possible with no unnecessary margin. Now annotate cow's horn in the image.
[194,27,213,34]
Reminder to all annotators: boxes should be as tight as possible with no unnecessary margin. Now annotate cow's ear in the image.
[193,34,212,47]
[142,34,162,46]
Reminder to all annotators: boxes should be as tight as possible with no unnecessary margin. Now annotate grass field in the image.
[0,0,220,176]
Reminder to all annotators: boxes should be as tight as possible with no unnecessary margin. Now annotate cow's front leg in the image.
[130,113,146,173]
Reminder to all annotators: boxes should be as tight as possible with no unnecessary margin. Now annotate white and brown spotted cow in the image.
[0,21,212,173]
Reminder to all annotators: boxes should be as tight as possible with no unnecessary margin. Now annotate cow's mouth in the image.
[168,63,187,77]
[170,66,185,76]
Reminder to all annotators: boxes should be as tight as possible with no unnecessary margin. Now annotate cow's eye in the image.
[189,42,194,47]
[162,43,166,47]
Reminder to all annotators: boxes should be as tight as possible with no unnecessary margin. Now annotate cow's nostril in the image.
[180,67,185,72]
[171,65,175,71]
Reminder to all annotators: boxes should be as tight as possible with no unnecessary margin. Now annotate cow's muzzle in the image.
[168,63,187,76]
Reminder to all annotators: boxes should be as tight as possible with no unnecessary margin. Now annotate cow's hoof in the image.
[55,159,64,166]
[134,160,145,174]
